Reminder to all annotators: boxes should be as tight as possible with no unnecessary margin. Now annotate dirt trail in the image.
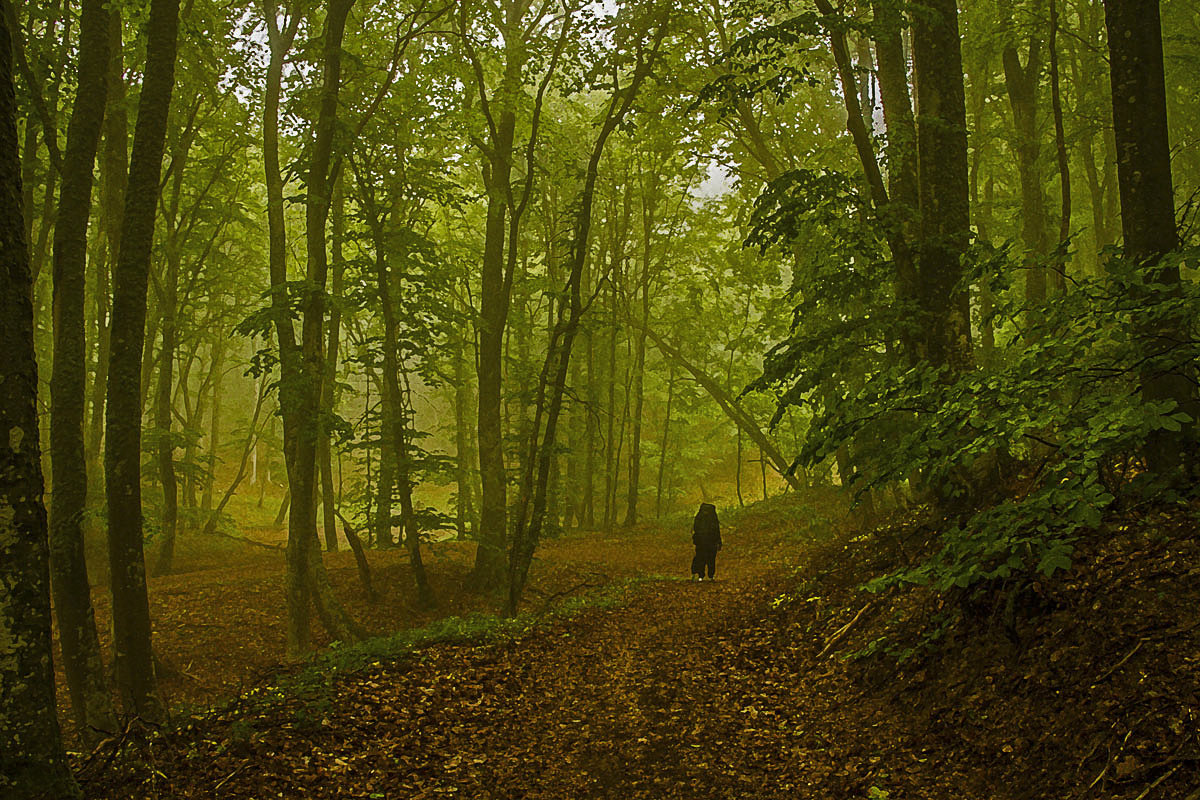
[81,498,1200,800]
[63,510,793,715]
[85,523,835,800]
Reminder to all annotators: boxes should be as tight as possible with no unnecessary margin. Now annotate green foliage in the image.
[852,609,956,664]
[759,239,1200,593]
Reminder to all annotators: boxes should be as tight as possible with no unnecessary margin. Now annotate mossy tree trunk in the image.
[0,7,80,792]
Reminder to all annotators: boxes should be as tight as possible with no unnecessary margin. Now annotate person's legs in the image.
[703,550,716,579]
[691,550,702,579]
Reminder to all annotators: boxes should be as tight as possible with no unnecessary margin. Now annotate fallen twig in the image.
[1091,640,1142,687]
[202,527,284,551]
[1133,765,1181,800]
[536,581,600,615]
[213,763,248,792]
[817,603,873,659]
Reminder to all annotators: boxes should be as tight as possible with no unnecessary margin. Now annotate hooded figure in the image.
[690,503,722,580]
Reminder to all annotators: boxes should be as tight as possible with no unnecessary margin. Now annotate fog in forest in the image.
[3,1,1200,798]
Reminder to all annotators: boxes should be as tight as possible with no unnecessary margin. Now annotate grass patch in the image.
[235,575,663,719]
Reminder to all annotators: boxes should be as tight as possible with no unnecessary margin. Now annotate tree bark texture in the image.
[1103,0,1194,471]
[152,129,189,578]
[0,9,80,792]
[104,0,180,721]
[47,0,117,740]
[912,0,973,376]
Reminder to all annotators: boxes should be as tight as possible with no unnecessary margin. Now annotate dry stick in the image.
[213,763,248,792]
[1090,639,1143,687]
[535,580,601,616]
[206,529,283,551]
[817,603,874,658]
[1133,765,1181,800]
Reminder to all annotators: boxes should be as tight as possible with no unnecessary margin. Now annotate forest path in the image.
[87,508,872,800]
[68,500,809,716]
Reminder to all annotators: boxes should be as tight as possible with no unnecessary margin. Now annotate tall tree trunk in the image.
[506,38,662,611]
[602,279,618,531]
[47,0,117,741]
[1048,0,1071,267]
[967,42,996,361]
[872,0,920,358]
[817,0,919,360]
[1081,130,1110,263]
[29,143,57,285]
[282,0,363,656]
[104,0,180,721]
[1103,0,1194,472]
[259,0,360,657]
[602,203,629,532]
[622,232,649,527]
[152,155,184,577]
[366,209,432,603]
[86,7,127,481]
[623,329,646,526]
[655,366,675,519]
[471,105,517,590]
[259,0,301,621]
[581,322,597,528]
[912,0,973,376]
[0,10,80,792]
[373,408,395,548]
[468,3,567,587]
[999,0,1049,307]
[453,321,476,539]
[201,341,224,512]
[319,172,345,552]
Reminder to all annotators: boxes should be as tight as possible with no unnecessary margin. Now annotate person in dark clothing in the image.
[691,502,722,581]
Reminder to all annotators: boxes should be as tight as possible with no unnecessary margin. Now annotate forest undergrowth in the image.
[72,490,1200,799]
